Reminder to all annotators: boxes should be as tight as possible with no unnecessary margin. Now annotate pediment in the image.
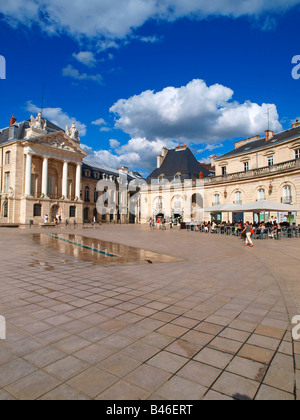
[31,132,87,156]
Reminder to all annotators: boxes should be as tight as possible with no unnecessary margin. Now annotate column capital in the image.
[24,147,34,156]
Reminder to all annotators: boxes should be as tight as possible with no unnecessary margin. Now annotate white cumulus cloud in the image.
[72,51,97,67]
[83,137,178,173]
[62,65,103,84]
[0,0,299,46]
[26,101,87,136]
[110,79,283,143]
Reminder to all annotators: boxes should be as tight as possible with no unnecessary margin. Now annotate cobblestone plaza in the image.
[0,225,299,400]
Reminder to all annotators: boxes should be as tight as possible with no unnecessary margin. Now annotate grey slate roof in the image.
[0,119,64,145]
[82,162,143,182]
[216,125,300,161]
[148,147,213,181]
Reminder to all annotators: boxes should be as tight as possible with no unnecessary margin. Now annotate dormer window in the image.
[158,174,165,183]
[174,173,181,182]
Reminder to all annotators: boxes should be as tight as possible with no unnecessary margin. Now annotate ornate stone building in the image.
[0,113,86,225]
[81,163,143,225]
[140,145,212,223]
[2,112,300,226]
[0,113,142,225]
[140,121,300,225]
[206,122,300,224]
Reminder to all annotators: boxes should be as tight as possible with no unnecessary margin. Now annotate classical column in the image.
[24,152,33,197]
[42,157,49,198]
[75,163,82,200]
[62,161,69,199]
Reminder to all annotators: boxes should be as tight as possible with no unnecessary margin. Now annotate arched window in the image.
[158,174,165,184]
[154,196,163,211]
[174,173,181,182]
[94,188,99,203]
[235,192,242,204]
[214,194,220,205]
[33,204,41,217]
[173,195,182,210]
[84,186,90,202]
[258,188,266,201]
[93,208,98,221]
[283,186,292,204]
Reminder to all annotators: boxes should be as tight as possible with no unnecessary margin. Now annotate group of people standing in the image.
[149,217,168,230]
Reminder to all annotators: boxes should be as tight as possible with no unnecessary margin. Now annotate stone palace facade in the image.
[0,113,141,226]
[140,121,300,225]
[1,111,300,226]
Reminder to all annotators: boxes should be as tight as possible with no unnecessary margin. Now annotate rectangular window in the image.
[33,204,41,217]
[244,162,249,172]
[222,167,227,176]
[5,152,10,165]
[4,172,10,193]
[69,206,76,218]
[268,157,274,166]
[295,149,300,160]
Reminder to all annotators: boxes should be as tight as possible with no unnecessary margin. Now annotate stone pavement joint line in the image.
[0,225,299,400]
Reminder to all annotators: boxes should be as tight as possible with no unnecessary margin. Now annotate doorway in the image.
[51,205,60,222]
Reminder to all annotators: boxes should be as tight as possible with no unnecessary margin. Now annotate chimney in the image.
[265,130,274,142]
[162,147,168,158]
[8,116,18,140]
[157,155,163,168]
[235,135,260,150]
[118,166,128,173]
[157,147,168,168]
[292,119,300,128]
[175,144,187,152]
[10,115,17,126]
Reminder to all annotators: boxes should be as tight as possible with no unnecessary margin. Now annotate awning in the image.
[232,200,300,213]
[201,203,244,213]
[202,200,300,213]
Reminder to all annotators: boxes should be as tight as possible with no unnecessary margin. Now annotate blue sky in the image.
[1,0,300,175]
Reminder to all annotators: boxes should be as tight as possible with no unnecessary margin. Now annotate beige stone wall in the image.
[214,138,300,176]
[204,170,300,224]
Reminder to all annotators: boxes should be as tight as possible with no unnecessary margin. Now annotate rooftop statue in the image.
[66,122,80,143]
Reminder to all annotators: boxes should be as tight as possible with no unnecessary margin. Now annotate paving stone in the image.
[1,226,300,399]
[5,371,61,400]
[212,372,260,400]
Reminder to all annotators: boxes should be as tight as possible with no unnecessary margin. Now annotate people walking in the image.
[242,222,254,247]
